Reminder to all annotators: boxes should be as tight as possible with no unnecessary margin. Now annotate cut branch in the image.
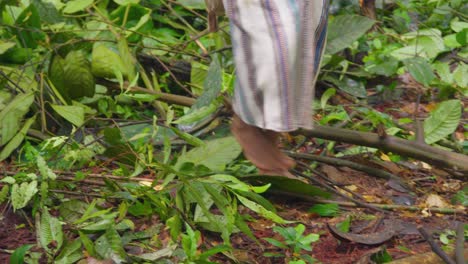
[295,127,468,173]
[96,79,468,173]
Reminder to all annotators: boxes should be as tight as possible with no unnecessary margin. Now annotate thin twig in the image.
[287,151,408,187]
[291,169,387,214]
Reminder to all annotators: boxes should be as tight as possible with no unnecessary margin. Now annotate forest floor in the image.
[1,158,466,263]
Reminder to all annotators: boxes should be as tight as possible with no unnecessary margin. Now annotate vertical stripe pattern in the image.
[223,0,330,131]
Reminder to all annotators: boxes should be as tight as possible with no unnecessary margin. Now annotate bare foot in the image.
[231,115,295,177]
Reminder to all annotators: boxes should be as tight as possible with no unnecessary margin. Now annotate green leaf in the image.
[14,4,45,49]
[91,44,128,79]
[79,231,97,257]
[263,238,287,249]
[0,92,35,145]
[0,41,15,55]
[63,0,93,14]
[326,15,375,54]
[309,203,340,217]
[390,45,425,60]
[173,103,218,125]
[323,76,366,98]
[50,105,85,127]
[0,185,9,203]
[370,247,393,263]
[38,209,64,253]
[95,227,126,262]
[0,116,35,161]
[244,176,331,199]
[36,155,57,180]
[433,62,453,84]
[114,0,140,5]
[11,181,38,210]
[10,244,33,264]
[453,63,467,88]
[235,195,289,224]
[404,57,436,87]
[65,51,96,99]
[299,233,320,246]
[175,136,241,171]
[336,216,351,233]
[424,99,461,144]
[31,0,63,24]
[403,29,446,59]
[117,38,136,81]
[55,239,83,264]
[321,88,336,109]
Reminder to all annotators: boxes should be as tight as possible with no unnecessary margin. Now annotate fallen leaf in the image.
[425,194,449,208]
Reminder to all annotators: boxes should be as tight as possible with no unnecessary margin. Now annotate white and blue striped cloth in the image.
[224,0,329,131]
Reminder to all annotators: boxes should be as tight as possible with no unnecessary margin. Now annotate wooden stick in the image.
[455,222,466,264]
[418,226,456,264]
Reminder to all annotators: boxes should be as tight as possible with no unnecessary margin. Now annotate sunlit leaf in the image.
[326,15,375,54]
[424,99,461,144]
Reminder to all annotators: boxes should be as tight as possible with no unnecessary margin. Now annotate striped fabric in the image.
[223,0,330,131]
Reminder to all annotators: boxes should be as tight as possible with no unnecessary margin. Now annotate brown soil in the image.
[0,203,37,263]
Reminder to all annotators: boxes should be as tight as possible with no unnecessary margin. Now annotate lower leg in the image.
[231,115,295,177]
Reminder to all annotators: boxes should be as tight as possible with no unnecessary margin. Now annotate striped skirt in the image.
[224,0,329,131]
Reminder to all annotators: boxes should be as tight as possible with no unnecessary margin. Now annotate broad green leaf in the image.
[65,51,95,99]
[453,63,467,88]
[10,244,33,264]
[114,0,140,4]
[403,29,446,59]
[117,38,137,81]
[175,136,241,171]
[31,0,63,24]
[404,57,436,87]
[63,0,93,14]
[235,195,289,224]
[49,51,95,101]
[433,62,453,84]
[38,209,64,253]
[326,15,375,54]
[323,76,366,98]
[51,105,85,127]
[55,239,83,264]
[0,117,35,162]
[79,231,97,257]
[0,41,15,55]
[424,99,461,144]
[0,92,35,145]
[451,20,468,32]
[91,44,128,79]
[95,227,126,262]
[309,203,340,217]
[0,185,9,203]
[391,45,425,60]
